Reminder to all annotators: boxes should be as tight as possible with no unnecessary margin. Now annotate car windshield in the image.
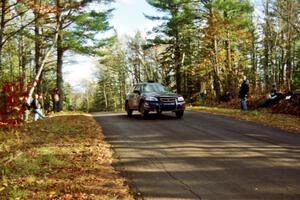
[144,84,167,93]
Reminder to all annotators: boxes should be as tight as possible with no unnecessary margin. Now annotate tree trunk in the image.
[279,30,285,87]
[0,0,6,75]
[208,4,221,100]
[270,35,276,85]
[175,36,182,94]
[285,0,293,91]
[34,0,42,93]
[212,35,221,100]
[263,0,270,92]
[251,30,257,90]
[57,39,64,111]
[103,82,108,111]
[18,33,27,91]
[56,0,64,111]
[28,13,60,100]
[224,10,232,94]
[171,4,182,94]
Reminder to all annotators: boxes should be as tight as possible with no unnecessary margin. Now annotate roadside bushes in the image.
[0,80,26,126]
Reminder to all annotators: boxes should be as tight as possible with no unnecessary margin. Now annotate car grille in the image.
[160,97,176,103]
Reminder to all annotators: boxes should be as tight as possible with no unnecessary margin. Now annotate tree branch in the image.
[1,18,36,46]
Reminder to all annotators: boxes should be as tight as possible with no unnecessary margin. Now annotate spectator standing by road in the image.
[22,96,31,121]
[199,91,207,105]
[38,93,45,116]
[239,76,249,111]
[31,94,45,121]
[52,88,60,113]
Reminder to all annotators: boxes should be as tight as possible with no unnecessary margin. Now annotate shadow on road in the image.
[93,112,300,200]
[93,112,180,121]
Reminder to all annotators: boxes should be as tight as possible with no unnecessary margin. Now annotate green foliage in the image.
[0,0,299,113]
[63,83,73,111]
[62,6,113,55]
[293,39,300,90]
[93,40,128,111]
[0,0,114,114]
[146,0,201,97]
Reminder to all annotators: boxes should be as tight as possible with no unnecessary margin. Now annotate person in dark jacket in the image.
[258,85,280,108]
[31,94,45,121]
[239,76,249,111]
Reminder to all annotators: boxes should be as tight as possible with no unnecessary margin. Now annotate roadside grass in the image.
[187,106,300,133]
[0,114,133,200]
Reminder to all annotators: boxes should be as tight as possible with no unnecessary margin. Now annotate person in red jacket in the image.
[52,88,60,113]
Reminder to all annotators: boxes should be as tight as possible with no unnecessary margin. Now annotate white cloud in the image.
[63,54,98,91]
[118,0,135,5]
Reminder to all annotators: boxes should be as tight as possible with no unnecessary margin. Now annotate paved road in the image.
[93,111,300,200]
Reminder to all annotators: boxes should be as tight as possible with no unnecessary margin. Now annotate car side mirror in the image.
[133,90,140,95]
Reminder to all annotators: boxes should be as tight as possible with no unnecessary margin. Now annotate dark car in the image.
[125,82,185,119]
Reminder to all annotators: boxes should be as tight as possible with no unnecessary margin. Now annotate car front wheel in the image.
[140,102,149,119]
[157,109,162,116]
[175,110,184,119]
[125,102,133,117]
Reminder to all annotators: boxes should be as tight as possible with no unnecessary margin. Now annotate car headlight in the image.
[145,96,158,101]
[177,96,184,102]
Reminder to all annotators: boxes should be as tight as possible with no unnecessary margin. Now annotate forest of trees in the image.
[91,0,300,111]
[0,0,299,115]
[0,0,113,118]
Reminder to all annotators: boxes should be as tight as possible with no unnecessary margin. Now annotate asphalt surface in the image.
[93,111,300,200]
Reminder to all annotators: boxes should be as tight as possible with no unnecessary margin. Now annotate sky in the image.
[111,0,160,36]
[63,0,158,91]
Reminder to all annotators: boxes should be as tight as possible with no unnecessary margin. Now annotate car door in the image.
[128,85,140,109]
[127,86,135,109]
[132,85,141,109]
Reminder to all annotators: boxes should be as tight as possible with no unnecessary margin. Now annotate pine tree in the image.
[146,0,199,94]
[54,0,113,111]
